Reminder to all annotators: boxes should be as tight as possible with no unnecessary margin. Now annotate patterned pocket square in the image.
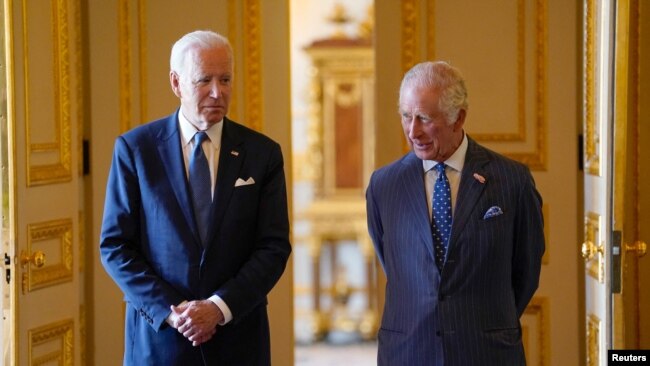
[234,177,255,187]
[483,206,503,219]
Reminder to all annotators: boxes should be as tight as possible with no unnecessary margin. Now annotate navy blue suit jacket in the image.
[100,111,291,365]
[366,137,544,366]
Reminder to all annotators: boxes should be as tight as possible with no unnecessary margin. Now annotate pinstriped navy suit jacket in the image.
[366,137,544,366]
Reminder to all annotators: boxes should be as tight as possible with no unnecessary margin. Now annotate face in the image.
[170,46,232,130]
[399,83,465,161]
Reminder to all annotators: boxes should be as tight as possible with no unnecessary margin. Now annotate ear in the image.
[170,71,182,98]
[453,109,467,131]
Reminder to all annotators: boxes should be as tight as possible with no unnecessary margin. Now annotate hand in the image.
[172,300,224,346]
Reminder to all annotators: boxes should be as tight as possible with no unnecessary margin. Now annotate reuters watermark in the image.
[608,350,650,365]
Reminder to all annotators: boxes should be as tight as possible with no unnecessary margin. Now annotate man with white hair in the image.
[101,30,291,365]
[366,61,544,365]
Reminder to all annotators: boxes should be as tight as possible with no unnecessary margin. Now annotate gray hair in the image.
[170,30,233,75]
[399,61,468,124]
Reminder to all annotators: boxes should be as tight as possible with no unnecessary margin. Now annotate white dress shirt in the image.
[177,112,233,324]
[423,133,468,221]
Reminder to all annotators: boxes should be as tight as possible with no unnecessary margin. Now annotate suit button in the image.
[436,331,441,336]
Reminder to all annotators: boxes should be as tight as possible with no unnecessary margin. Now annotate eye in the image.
[220,76,232,85]
[194,77,210,85]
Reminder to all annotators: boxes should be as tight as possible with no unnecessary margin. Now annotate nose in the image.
[408,117,421,139]
[209,81,220,98]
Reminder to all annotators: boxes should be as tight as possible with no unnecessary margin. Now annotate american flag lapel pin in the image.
[473,173,486,184]
[231,150,239,157]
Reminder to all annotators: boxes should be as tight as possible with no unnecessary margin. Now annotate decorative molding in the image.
[243,0,263,132]
[117,0,147,132]
[227,0,239,122]
[584,211,603,283]
[80,305,86,366]
[586,313,600,366]
[472,0,526,143]
[28,319,74,366]
[523,296,550,366]
[495,0,547,170]
[401,0,419,154]
[74,0,83,177]
[137,0,147,123]
[401,0,548,170]
[117,0,132,133]
[24,219,73,292]
[78,210,84,273]
[401,0,419,75]
[584,0,599,176]
[24,0,73,186]
[426,0,435,60]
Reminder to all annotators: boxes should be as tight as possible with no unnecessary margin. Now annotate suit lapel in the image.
[206,118,244,246]
[448,138,490,250]
[400,153,436,260]
[155,112,202,247]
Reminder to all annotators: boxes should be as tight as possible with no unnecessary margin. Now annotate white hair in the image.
[170,30,233,75]
[399,61,468,124]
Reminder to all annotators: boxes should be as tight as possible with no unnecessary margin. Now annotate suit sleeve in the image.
[366,173,385,270]
[100,137,185,331]
[213,143,291,322]
[512,168,545,316]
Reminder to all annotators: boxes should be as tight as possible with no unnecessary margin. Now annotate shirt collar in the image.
[422,132,468,173]
[178,110,223,149]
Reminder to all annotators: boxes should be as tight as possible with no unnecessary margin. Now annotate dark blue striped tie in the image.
[432,163,452,269]
[190,132,211,246]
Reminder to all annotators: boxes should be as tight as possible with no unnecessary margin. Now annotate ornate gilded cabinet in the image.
[300,35,378,341]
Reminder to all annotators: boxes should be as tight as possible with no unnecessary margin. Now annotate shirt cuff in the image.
[166,300,187,325]
[208,295,233,325]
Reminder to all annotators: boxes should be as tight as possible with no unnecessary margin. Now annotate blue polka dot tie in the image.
[432,163,452,269]
[189,132,212,246]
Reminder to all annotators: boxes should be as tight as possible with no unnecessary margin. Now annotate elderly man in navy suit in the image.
[366,61,544,365]
[100,30,291,365]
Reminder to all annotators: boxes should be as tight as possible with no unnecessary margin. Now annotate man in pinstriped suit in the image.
[366,61,545,365]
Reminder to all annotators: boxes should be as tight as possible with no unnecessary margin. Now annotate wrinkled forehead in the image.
[183,46,233,72]
[399,84,442,108]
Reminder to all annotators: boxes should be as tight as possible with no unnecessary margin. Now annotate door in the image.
[1,0,83,365]
[582,0,615,364]
[613,0,650,351]
[583,0,650,364]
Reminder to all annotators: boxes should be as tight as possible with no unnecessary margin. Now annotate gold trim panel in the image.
[523,296,550,366]
[401,0,547,170]
[24,219,73,292]
[584,212,603,283]
[584,0,599,176]
[24,0,73,186]
[586,313,600,366]
[426,0,435,60]
[118,0,132,133]
[243,0,263,132]
[28,318,74,366]
[401,0,419,75]
[227,0,239,122]
[472,0,526,143]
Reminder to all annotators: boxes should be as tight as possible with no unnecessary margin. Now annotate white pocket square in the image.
[234,177,255,187]
[483,206,504,219]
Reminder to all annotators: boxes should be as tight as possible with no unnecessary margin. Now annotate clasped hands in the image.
[167,300,224,346]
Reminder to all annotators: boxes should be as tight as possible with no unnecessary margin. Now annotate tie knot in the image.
[194,131,209,145]
[435,163,446,174]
